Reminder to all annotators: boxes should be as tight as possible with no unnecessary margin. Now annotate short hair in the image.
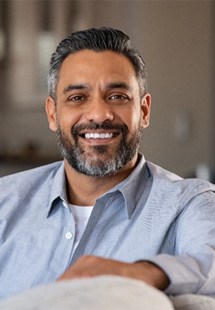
[48,27,148,99]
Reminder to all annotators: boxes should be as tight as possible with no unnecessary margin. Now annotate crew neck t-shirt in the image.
[69,204,93,256]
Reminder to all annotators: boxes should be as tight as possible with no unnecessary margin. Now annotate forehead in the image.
[57,50,138,89]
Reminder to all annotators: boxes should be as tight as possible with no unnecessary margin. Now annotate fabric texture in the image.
[170,294,215,310]
[0,276,174,310]
[1,276,215,310]
[69,204,93,255]
[0,155,215,298]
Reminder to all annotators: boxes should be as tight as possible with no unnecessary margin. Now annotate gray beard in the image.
[57,121,141,177]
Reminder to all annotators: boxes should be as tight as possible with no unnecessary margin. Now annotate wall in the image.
[88,0,215,177]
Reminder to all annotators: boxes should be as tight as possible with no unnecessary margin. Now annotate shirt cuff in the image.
[146,254,209,295]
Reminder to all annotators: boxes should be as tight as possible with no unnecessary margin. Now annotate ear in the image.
[140,93,151,128]
[45,96,58,132]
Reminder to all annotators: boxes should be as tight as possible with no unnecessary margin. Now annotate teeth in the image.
[85,133,113,139]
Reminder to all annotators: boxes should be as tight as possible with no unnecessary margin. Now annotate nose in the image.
[85,98,114,123]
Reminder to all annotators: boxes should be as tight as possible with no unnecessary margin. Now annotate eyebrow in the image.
[63,81,131,95]
[63,84,89,94]
[105,82,131,91]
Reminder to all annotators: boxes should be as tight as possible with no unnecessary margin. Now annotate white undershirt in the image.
[69,204,93,255]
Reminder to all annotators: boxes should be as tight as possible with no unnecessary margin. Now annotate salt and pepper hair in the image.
[48,27,148,100]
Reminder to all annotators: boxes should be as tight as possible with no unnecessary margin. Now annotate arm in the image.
[58,255,170,290]
[148,191,215,295]
[59,190,215,295]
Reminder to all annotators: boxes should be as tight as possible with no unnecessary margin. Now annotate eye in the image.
[68,95,86,102]
[108,94,130,102]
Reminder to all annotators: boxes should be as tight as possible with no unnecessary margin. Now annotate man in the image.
[0,27,215,300]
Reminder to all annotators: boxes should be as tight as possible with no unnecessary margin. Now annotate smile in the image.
[78,130,120,140]
[84,132,113,139]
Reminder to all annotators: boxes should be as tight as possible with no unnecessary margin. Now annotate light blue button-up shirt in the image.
[0,155,215,299]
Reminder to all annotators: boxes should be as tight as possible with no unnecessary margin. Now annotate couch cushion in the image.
[170,294,215,310]
[0,276,173,310]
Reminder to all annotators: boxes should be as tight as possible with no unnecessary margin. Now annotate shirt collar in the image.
[47,155,151,219]
[120,155,150,218]
[102,154,151,218]
[47,161,67,217]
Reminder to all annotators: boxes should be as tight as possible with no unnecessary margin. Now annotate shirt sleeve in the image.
[147,191,215,295]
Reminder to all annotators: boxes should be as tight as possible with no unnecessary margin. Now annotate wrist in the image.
[128,261,170,290]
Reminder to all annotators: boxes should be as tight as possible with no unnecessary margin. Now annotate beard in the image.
[57,121,141,177]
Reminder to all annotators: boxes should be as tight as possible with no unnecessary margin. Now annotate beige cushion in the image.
[0,276,173,310]
[170,294,215,310]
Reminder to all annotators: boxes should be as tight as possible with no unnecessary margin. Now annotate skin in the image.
[46,50,169,290]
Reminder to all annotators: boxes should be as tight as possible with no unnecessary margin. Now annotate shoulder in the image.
[146,161,215,204]
[0,161,63,190]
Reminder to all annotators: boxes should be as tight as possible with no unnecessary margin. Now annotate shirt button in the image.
[62,201,68,208]
[65,232,73,240]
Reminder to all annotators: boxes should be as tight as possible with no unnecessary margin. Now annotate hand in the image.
[58,255,169,290]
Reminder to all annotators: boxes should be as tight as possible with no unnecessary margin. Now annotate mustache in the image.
[72,121,129,136]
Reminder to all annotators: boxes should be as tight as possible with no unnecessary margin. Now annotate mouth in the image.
[80,132,119,139]
[78,131,120,144]
[72,122,127,146]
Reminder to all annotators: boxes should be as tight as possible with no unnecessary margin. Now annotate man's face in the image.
[46,50,150,176]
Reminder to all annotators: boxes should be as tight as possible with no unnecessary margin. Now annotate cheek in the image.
[57,110,79,132]
[122,107,142,132]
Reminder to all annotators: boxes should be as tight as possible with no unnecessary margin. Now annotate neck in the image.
[64,154,139,206]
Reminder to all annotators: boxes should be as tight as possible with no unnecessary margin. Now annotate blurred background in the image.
[0,0,214,181]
